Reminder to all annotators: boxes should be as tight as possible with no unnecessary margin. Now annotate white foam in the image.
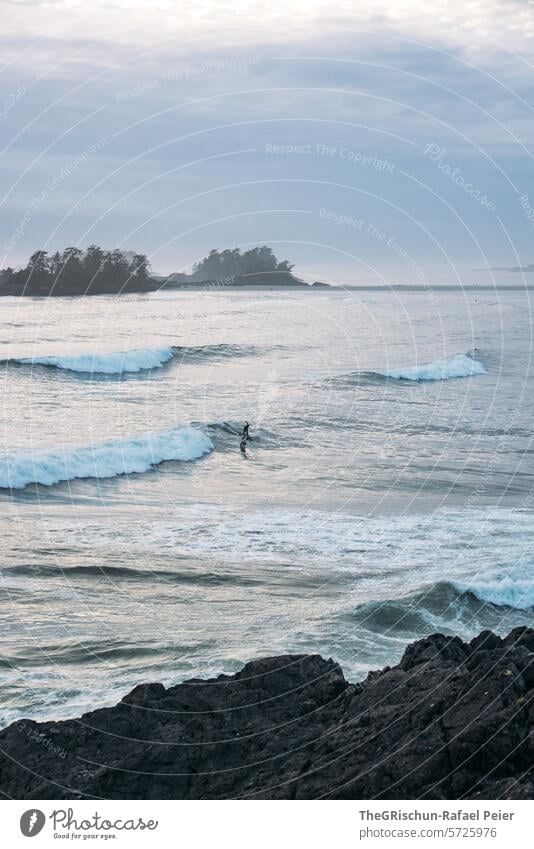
[42,505,534,586]
[15,346,175,374]
[453,568,534,610]
[0,426,213,489]
[378,352,486,381]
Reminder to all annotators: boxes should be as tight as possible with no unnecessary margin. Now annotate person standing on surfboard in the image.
[240,421,252,455]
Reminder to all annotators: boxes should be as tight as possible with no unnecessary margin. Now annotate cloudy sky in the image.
[1,0,534,283]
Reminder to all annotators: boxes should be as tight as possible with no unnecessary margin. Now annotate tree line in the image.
[0,244,298,296]
[0,246,152,295]
[191,246,294,281]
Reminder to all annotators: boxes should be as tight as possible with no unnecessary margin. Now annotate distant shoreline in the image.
[0,283,325,298]
[341,284,534,291]
[2,282,534,297]
[0,268,322,297]
[0,278,329,297]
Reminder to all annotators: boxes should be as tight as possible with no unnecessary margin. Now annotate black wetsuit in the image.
[242,423,250,440]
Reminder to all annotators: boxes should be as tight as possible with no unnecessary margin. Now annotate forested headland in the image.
[0,245,307,296]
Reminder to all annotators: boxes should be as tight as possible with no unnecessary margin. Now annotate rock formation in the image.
[1,628,532,799]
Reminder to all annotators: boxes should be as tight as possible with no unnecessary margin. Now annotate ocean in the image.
[0,286,533,726]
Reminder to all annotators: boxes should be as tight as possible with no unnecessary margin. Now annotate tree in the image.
[276,259,294,272]
[256,246,277,272]
[53,247,83,292]
[129,253,150,283]
[0,244,157,295]
[0,267,15,291]
[192,249,222,280]
[49,251,63,280]
[100,249,129,290]
[83,245,106,283]
[28,250,49,274]
[191,246,294,281]
[26,251,51,292]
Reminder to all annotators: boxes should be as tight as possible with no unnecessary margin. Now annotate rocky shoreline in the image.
[1,628,532,799]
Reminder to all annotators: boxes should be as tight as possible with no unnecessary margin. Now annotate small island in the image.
[0,245,320,297]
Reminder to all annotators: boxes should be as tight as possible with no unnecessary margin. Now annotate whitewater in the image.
[13,346,175,374]
[377,351,486,381]
[0,426,213,488]
[0,287,532,725]
[3,342,256,374]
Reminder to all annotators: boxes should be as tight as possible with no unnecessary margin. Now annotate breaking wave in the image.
[452,569,534,610]
[347,572,534,640]
[378,352,487,381]
[3,343,258,375]
[0,426,213,489]
[334,353,486,386]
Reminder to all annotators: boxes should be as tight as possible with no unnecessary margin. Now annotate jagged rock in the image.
[0,629,532,799]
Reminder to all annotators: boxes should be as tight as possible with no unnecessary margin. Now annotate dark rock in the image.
[0,631,532,799]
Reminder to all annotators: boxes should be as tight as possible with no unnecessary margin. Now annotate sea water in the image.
[0,286,532,724]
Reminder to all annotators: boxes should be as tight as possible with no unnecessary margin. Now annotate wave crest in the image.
[378,352,486,381]
[334,353,486,386]
[348,572,533,640]
[0,426,213,489]
[4,343,258,375]
[13,347,175,374]
[452,571,534,610]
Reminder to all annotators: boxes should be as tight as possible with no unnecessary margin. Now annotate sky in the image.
[1,0,534,284]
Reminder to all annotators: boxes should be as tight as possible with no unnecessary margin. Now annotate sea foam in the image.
[0,426,213,489]
[378,352,486,381]
[452,570,534,610]
[7,343,257,375]
[14,347,175,374]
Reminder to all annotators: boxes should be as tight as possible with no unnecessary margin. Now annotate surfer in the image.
[240,421,251,456]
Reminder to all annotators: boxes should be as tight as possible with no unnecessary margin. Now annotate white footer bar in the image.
[4,799,532,848]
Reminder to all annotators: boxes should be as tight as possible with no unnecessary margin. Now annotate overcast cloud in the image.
[1,0,533,283]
